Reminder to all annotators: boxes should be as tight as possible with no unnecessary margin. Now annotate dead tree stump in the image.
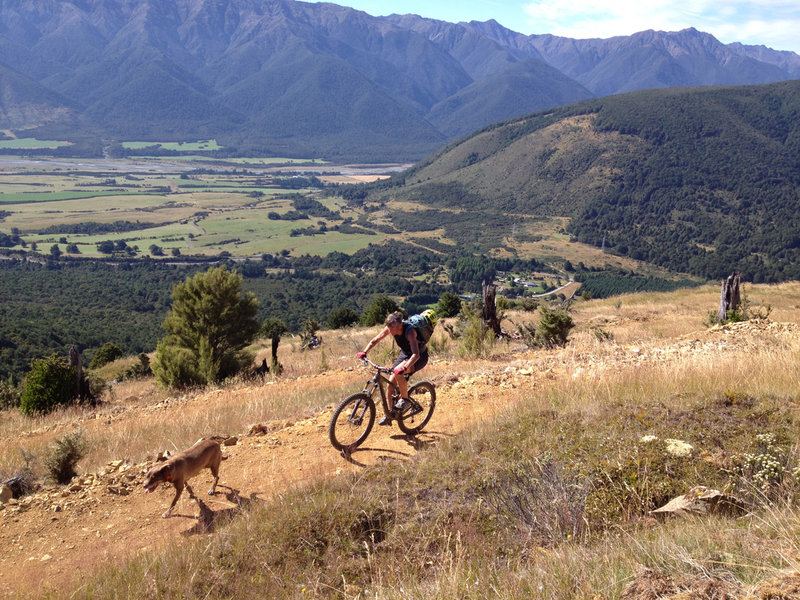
[482,281,502,337]
[717,272,741,322]
[69,344,83,399]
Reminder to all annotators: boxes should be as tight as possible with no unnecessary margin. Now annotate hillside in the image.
[3,283,800,598]
[0,0,799,160]
[366,80,800,282]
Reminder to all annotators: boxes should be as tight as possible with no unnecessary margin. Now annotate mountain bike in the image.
[329,358,436,452]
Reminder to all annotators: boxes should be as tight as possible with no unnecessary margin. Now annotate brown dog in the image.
[143,438,222,518]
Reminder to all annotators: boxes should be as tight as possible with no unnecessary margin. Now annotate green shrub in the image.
[436,291,462,318]
[43,429,87,484]
[20,354,78,416]
[457,311,495,358]
[120,353,152,380]
[151,342,203,389]
[327,306,359,329]
[89,342,123,369]
[536,306,575,348]
[0,377,21,410]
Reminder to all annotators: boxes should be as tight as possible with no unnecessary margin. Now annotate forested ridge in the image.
[570,81,800,281]
[368,80,800,282]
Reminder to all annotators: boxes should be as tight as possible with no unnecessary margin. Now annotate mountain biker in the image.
[358,310,429,425]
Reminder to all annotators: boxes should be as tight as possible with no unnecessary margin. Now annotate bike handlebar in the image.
[360,357,393,374]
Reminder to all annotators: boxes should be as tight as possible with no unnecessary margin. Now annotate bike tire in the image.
[397,381,436,435]
[329,392,376,451]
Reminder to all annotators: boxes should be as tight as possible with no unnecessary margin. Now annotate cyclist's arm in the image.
[360,326,391,355]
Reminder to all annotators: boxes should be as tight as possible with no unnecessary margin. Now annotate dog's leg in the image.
[184,482,196,499]
[208,462,220,495]
[163,483,185,518]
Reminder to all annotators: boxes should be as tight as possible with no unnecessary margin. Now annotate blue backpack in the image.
[407,309,438,347]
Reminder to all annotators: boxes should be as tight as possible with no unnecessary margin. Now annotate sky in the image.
[313,0,800,54]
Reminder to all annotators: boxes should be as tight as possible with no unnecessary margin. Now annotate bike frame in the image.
[360,358,404,418]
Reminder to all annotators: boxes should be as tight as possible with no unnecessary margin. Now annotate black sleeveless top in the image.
[393,322,426,356]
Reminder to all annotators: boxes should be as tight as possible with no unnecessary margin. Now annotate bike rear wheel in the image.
[397,381,436,435]
[329,392,375,451]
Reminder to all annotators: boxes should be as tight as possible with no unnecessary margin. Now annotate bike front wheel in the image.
[397,381,436,435]
[329,392,376,451]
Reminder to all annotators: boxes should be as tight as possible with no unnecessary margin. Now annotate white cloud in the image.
[521,0,800,51]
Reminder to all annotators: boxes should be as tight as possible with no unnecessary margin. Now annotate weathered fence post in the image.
[717,272,741,322]
[482,281,502,337]
[69,344,83,399]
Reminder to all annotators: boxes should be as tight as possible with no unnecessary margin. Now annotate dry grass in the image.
[15,281,800,599]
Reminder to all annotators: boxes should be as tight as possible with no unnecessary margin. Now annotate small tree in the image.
[328,306,360,329]
[152,266,260,388]
[360,295,400,326]
[436,291,462,318]
[536,306,575,348]
[20,354,77,415]
[89,342,124,369]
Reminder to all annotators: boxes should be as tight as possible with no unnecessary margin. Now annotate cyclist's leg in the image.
[391,352,428,407]
[390,352,410,400]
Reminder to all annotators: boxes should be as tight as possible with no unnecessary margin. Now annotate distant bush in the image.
[20,354,78,416]
[43,429,87,484]
[513,306,575,349]
[327,306,359,329]
[360,295,400,327]
[89,342,124,370]
[0,377,20,409]
[536,306,575,348]
[436,291,462,318]
[151,342,203,389]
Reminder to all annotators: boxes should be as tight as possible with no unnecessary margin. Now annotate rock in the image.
[248,423,269,436]
[223,436,238,446]
[651,486,745,517]
[0,484,12,504]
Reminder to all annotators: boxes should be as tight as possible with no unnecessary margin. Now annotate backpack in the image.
[407,309,438,348]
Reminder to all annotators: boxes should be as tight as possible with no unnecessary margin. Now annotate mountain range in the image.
[1,0,799,161]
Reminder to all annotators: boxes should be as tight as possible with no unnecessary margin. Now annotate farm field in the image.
[0,158,396,258]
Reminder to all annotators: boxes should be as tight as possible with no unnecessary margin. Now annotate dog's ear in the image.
[162,463,175,481]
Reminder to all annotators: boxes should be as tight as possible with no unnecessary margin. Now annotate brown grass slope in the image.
[3,283,800,598]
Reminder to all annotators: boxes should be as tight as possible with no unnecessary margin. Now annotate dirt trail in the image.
[0,358,547,599]
[1,319,796,598]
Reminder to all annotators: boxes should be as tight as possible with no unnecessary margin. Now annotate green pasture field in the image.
[0,162,381,257]
[0,138,72,149]
[122,140,222,151]
[0,190,147,204]
[141,156,327,166]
